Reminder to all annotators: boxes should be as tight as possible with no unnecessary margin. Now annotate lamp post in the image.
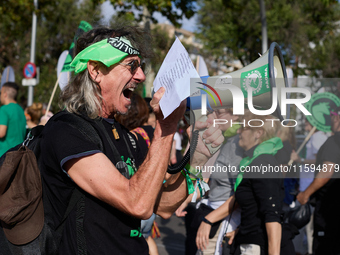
[259,0,268,54]
[27,0,38,106]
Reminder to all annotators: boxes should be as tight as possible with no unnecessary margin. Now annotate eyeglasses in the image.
[119,59,145,74]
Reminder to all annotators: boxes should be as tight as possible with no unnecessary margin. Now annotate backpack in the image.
[0,111,104,255]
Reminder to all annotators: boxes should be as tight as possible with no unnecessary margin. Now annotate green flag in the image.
[61,21,93,73]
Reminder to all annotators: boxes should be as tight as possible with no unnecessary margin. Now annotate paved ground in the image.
[154,214,187,255]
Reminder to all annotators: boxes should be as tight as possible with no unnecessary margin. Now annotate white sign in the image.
[22,78,38,86]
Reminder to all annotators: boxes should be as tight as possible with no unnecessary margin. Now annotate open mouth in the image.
[122,86,135,101]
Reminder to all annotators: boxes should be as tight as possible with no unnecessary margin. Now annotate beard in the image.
[116,104,131,116]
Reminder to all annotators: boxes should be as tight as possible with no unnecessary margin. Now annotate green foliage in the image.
[0,0,101,110]
[109,0,196,27]
[196,0,340,78]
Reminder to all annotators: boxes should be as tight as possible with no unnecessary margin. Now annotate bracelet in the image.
[202,217,213,226]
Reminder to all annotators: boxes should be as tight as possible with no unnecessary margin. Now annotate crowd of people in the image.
[0,24,339,255]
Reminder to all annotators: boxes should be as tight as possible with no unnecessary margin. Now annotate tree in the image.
[195,0,340,78]
[292,0,340,78]
[108,0,197,27]
[196,0,299,66]
[34,0,101,110]
[0,0,101,110]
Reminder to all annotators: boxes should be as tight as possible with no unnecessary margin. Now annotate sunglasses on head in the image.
[330,111,340,117]
[119,59,145,74]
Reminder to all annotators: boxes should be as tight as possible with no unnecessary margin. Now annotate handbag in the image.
[287,202,311,229]
[191,203,222,239]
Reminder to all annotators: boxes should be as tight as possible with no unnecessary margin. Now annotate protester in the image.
[195,112,295,255]
[171,129,183,166]
[144,97,156,129]
[191,109,244,255]
[292,107,340,255]
[290,119,328,254]
[35,25,223,255]
[290,119,328,190]
[0,82,26,157]
[25,102,43,130]
[275,123,298,211]
[39,103,54,126]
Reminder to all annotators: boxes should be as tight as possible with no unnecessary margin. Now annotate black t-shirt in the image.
[313,132,340,233]
[235,145,284,247]
[40,111,148,255]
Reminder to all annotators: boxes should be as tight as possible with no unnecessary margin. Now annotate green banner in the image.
[305,92,340,132]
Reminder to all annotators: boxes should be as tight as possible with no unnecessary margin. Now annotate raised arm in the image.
[66,88,186,220]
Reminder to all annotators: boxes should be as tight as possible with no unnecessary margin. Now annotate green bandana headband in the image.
[70,36,140,74]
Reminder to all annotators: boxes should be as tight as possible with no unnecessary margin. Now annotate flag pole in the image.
[288,126,316,166]
[45,74,60,117]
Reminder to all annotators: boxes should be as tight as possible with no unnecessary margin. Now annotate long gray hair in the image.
[60,25,154,119]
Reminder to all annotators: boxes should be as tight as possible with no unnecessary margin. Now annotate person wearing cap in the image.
[36,26,223,255]
[294,106,340,255]
[0,82,26,157]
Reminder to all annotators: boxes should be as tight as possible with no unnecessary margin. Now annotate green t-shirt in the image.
[0,103,27,156]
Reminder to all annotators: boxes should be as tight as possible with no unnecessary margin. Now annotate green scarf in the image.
[234,137,283,191]
[71,37,140,74]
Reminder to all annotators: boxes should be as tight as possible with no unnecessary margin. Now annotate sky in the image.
[100,1,198,32]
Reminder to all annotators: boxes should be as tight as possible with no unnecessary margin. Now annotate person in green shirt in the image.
[0,82,26,157]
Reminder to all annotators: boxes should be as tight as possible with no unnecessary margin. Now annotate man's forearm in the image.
[205,195,236,223]
[133,127,175,211]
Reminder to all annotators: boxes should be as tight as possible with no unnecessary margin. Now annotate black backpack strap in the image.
[94,119,122,163]
[51,111,104,254]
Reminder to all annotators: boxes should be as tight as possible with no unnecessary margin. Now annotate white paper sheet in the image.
[153,37,201,119]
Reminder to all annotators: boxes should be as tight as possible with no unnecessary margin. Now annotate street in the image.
[154,214,187,255]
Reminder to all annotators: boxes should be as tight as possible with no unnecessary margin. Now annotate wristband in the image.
[202,217,213,226]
